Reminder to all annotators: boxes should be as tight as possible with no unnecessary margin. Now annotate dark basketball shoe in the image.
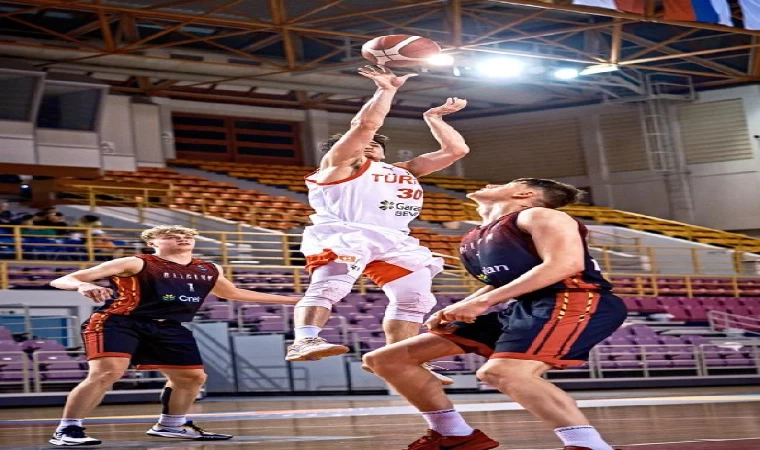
[49,425,102,446]
[406,429,499,449]
[146,420,232,440]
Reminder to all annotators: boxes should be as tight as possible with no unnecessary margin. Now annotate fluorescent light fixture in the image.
[428,54,455,66]
[476,57,525,78]
[554,68,579,80]
[580,64,619,75]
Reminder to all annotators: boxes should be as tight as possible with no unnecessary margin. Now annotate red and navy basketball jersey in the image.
[95,254,219,322]
[459,209,611,297]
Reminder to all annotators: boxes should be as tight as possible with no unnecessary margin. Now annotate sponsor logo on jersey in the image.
[482,264,509,275]
[179,295,202,302]
[336,255,358,263]
[476,273,490,283]
[163,272,214,281]
[379,200,395,211]
[378,200,421,217]
[162,294,176,302]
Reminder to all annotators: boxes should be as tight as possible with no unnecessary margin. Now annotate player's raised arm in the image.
[321,66,416,169]
[50,257,144,303]
[210,265,299,305]
[396,97,469,177]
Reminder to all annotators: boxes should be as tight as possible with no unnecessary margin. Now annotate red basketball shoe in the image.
[406,429,499,449]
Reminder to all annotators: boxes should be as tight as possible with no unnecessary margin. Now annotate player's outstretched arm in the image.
[396,97,469,177]
[50,257,144,303]
[210,266,299,305]
[321,66,416,169]
[439,208,584,323]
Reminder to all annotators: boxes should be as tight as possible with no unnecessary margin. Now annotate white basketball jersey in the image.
[305,160,423,233]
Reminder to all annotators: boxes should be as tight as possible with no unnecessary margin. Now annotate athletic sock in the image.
[294,325,322,341]
[158,414,187,427]
[554,425,613,450]
[421,409,474,437]
[56,419,83,432]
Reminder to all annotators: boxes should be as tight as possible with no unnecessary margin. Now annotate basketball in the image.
[361,34,441,67]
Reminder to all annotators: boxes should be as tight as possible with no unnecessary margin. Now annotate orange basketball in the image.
[361,34,441,67]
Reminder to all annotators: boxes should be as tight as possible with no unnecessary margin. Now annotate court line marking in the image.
[510,436,760,450]
[2,394,759,426]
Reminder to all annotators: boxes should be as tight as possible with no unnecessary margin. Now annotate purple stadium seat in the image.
[0,354,29,381]
[205,307,235,321]
[324,315,347,328]
[22,340,66,353]
[686,307,708,321]
[256,315,286,332]
[663,305,688,321]
[621,297,640,311]
[39,354,86,381]
[350,314,381,329]
[0,340,22,352]
[638,297,664,313]
[0,327,12,341]
[333,304,356,315]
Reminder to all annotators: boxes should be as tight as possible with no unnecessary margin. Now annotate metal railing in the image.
[0,304,81,347]
[2,225,758,277]
[0,350,169,393]
[708,311,760,336]
[57,183,310,228]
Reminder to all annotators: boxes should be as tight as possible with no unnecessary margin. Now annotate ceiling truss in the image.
[0,0,755,117]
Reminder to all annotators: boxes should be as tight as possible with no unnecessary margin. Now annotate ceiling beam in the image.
[613,31,746,77]
[94,0,115,52]
[467,8,545,45]
[66,16,118,38]
[620,42,760,67]
[624,28,699,61]
[268,0,296,69]
[610,22,622,64]
[449,0,462,46]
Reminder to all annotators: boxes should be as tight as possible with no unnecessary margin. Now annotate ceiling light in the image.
[580,64,619,75]
[476,57,525,78]
[554,68,579,80]
[428,54,455,66]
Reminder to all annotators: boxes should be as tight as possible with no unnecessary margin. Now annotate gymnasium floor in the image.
[1,387,759,450]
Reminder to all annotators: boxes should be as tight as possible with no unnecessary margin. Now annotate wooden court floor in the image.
[1,386,759,450]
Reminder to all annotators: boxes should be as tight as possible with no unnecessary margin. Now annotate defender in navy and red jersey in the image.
[48,225,297,447]
[363,179,626,450]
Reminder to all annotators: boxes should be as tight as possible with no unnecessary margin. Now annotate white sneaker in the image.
[360,362,455,386]
[49,425,102,446]
[146,421,232,440]
[285,337,349,361]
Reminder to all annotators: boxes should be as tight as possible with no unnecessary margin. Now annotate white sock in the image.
[158,414,187,427]
[294,325,322,341]
[56,419,83,432]
[421,409,474,437]
[554,426,613,450]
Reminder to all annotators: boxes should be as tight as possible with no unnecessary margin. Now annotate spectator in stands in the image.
[91,230,124,260]
[19,214,56,237]
[73,215,102,229]
[33,207,69,235]
[0,201,13,225]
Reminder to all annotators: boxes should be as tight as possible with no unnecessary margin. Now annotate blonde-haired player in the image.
[285,65,470,384]
[48,225,297,446]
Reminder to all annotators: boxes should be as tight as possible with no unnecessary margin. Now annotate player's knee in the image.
[87,368,125,385]
[475,365,509,386]
[298,280,353,309]
[362,347,404,372]
[386,291,437,322]
[170,370,207,387]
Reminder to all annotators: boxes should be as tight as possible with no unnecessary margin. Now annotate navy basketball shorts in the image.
[433,291,627,369]
[81,313,204,370]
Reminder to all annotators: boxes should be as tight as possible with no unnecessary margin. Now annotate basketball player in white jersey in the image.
[285,65,470,381]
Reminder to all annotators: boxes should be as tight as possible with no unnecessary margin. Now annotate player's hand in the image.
[424,97,467,118]
[424,310,458,334]
[358,65,417,89]
[439,299,489,324]
[77,283,114,303]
